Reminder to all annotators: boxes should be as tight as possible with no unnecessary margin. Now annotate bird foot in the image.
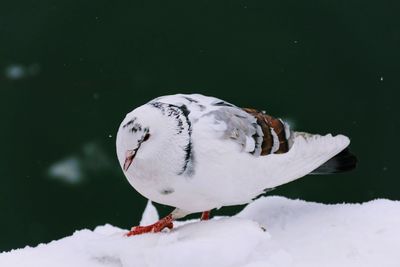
[200,211,211,221]
[126,214,173,236]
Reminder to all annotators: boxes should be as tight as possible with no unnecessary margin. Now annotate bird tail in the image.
[259,133,354,189]
[310,147,357,174]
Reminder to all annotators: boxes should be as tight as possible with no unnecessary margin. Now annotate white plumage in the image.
[116,94,353,235]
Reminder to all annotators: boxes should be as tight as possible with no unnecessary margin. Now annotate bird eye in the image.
[143,133,150,142]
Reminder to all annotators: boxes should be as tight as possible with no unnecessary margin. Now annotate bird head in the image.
[116,102,191,174]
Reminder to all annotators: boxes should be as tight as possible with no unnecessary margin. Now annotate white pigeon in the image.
[116,93,357,235]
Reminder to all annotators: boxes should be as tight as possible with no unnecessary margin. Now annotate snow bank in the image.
[1,196,400,267]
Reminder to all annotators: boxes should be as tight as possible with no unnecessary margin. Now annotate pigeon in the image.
[116,94,357,236]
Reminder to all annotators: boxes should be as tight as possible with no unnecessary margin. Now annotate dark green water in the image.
[1,0,399,251]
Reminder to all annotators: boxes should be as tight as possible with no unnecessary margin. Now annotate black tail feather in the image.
[311,148,358,175]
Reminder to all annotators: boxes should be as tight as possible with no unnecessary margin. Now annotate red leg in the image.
[126,214,174,236]
[200,211,211,221]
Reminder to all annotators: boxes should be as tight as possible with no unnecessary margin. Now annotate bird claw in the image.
[125,215,174,236]
[200,211,211,221]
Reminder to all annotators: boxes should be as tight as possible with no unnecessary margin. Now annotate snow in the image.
[139,201,159,226]
[1,196,400,267]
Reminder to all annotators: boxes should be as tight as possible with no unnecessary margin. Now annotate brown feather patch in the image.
[242,108,289,155]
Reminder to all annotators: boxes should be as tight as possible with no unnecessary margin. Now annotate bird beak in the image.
[123,150,136,171]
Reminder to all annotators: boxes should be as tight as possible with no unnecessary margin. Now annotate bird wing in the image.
[200,105,292,157]
[148,94,351,185]
[151,94,293,157]
[242,108,292,155]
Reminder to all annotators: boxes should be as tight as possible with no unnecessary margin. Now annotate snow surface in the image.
[1,196,400,267]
